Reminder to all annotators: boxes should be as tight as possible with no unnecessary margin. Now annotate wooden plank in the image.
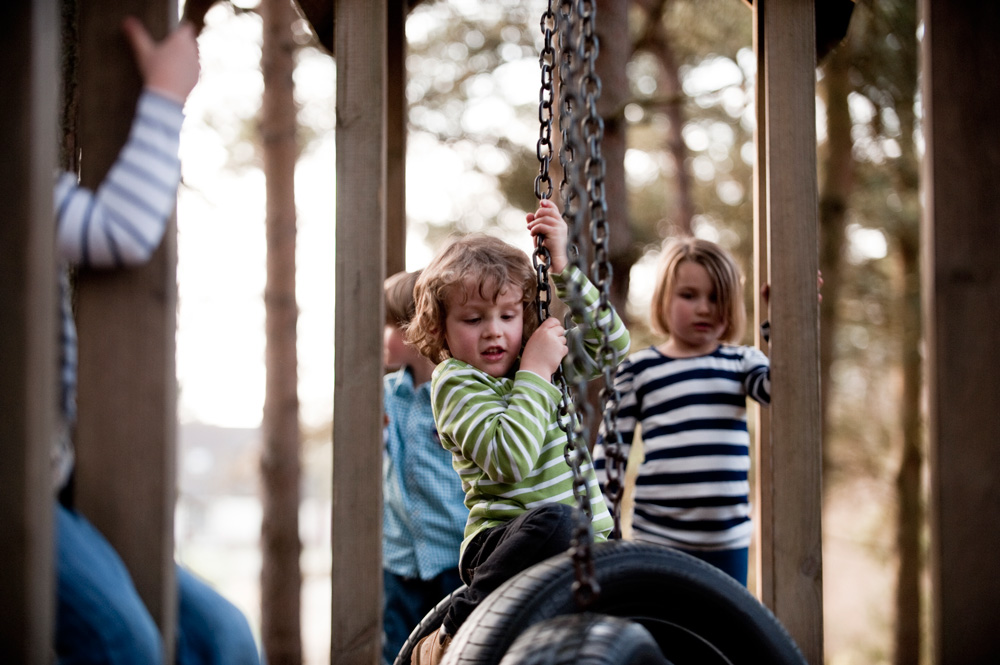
[386,0,407,276]
[759,1,823,661]
[921,3,1000,663]
[0,1,58,661]
[750,1,773,608]
[73,1,178,658]
[332,0,386,662]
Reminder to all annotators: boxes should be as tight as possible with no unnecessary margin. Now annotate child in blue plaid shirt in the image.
[381,270,468,664]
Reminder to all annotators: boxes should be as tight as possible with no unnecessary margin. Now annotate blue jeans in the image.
[55,505,261,665]
[382,567,463,664]
[675,545,749,586]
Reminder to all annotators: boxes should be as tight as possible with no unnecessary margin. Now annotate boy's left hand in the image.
[527,199,569,274]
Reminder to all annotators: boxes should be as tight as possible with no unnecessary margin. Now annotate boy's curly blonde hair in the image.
[650,237,746,344]
[407,234,540,364]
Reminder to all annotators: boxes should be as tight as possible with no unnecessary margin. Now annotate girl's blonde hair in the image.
[408,234,539,364]
[650,237,746,344]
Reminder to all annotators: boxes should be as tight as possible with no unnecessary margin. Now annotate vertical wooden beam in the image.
[750,0,773,608]
[386,0,407,276]
[332,0,386,662]
[759,0,823,661]
[73,1,178,658]
[0,1,57,661]
[921,3,1000,663]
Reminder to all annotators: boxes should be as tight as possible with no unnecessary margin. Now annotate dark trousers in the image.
[441,503,576,637]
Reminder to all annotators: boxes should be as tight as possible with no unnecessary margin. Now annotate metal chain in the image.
[533,0,601,609]
[556,1,577,213]
[558,0,601,608]
[533,2,556,325]
[578,0,626,539]
[534,3,556,205]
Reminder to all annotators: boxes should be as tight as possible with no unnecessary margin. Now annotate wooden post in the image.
[73,1,178,658]
[756,0,824,661]
[750,1,773,608]
[332,0,386,662]
[921,2,1000,662]
[386,0,407,277]
[0,1,58,661]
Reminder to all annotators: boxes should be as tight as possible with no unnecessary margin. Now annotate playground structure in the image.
[2,1,998,663]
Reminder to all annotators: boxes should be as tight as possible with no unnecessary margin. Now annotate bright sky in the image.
[177,7,334,429]
[174,4,538,430]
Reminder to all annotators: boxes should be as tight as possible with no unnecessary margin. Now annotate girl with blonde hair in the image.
[594,236,769,585]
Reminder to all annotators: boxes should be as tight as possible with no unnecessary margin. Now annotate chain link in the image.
[533,0,601,609]
[541,0,605,609]
[577,0,626,540]
[533,2,556,326]
[557,0,578,213]
[534,0,623,608]
[533,5,555,203]
[559,0,602,609]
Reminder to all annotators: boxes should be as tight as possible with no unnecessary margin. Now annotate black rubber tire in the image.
[392,585,468,665]
[497,613,671,665]
[440,540,806,665]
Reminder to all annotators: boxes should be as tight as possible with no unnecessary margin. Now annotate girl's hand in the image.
[760,271,823,310]
[527,199,569,274]
[520,317,568,378]
[123,17,201,105]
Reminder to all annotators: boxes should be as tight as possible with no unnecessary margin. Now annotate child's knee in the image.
[525,503,576,555]
[530,502,576,527]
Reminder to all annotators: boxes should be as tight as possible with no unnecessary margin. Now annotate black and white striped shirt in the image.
[594,344,770,551]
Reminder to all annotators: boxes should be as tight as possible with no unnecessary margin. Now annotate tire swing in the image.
[499,613,671,665]
[393,586,468,665]
[442,540,805,665]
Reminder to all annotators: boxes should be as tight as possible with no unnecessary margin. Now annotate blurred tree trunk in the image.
[584,0,632,454]
[597,0,635,319]
[822,0,924,656]
[892,209,921,665]
[259,0,302,663]
[818,38,854,484]
[633,0,695,236]
[890,30,922,665]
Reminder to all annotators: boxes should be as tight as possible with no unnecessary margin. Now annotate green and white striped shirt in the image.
[431,265,630,555]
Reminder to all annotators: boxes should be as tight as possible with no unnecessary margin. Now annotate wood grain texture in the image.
[73,1,178,659]
[759,1,824,662]
[921,3,1000,663]
[332,1,387,662]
